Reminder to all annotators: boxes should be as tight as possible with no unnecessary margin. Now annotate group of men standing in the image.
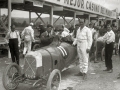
[73,20,116,80]
[5,20,120,80]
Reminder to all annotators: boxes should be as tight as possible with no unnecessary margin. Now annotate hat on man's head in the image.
[30,22,34,26]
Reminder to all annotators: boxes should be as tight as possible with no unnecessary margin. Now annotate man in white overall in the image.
[73,20,92,80]
[21,23,35,57]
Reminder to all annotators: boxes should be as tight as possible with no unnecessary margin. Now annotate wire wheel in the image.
[46,69,61,90]
[2,63,21,90]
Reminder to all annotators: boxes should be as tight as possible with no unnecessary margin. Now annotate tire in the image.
[32,44,40,51]
[2,63,21,90]
[101,47,105,61]
[46,69,61,90]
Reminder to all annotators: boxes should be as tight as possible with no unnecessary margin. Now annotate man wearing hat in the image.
[21,22,35,57]
[40,24,55,46]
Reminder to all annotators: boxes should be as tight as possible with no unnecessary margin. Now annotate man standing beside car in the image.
[5,24,21,65]
[73,20,92,80]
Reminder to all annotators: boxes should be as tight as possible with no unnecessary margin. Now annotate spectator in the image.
[61,25,70,37]
[71,23,79,41]
[40,24,55,46]
[69,25,74,33]
[73,20,92,80]
[21,23,35,57]
[89,23,99,63]
[38,24,46,37]
[5,24,21,65]
[97,24,115,73]
[118,33,120,56]
[117,31,120,79]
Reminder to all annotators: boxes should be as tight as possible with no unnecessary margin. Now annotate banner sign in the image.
[33,1,44,7]
[44,0,116,19]
[11,0,24,3]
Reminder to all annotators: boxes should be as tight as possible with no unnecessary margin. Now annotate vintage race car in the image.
[2,36,77,90]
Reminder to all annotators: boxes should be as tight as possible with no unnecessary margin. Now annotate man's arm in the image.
[16,31,21,47]
[87,28,93,50]
[21,28,25,40]
[30,29,35,42]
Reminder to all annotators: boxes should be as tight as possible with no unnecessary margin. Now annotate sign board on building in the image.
[33,0,44,7]
[44,0,116,19]
[11,0,24,3]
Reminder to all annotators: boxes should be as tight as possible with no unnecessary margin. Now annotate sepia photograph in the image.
[0,0,120,90]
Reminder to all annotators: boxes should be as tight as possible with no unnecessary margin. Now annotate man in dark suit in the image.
[40,24,55,46]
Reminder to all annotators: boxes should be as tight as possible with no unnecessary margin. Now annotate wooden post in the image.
[73,12,76,28]
[50,6,53,25]
[88,15,90,25]
[8,0,11,58]
[29,11,31,23]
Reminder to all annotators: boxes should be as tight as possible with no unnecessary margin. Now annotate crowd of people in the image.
[4,20,120,80]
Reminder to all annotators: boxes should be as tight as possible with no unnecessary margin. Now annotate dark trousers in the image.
[105,42,114,70]
[9,38,19,65]
[119,46,120,56]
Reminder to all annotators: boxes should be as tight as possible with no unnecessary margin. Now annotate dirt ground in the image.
[0,54,120,90]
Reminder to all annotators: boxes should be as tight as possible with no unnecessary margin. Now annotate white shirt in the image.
[90,28,96,35]
[5,30,21,46]
[73,26,93,49]
[61,30,70,37]
[10,31,18,38]
[97,30,115,44]
[21,26,35,41]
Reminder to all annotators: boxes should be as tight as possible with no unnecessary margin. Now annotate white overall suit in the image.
[21,25,35,55]
[73,26,92,73]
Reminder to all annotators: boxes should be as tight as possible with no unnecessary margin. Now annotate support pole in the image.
[78,17,81,23]
[8,0,12,58]
[73,12,76,28]
[29,11,31,23]
[88,15,90,25]
[0,8,1,21]
[50,6,53,25]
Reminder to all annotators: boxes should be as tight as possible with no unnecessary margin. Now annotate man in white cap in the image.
[73,20,92,80]
[21,22,35,57]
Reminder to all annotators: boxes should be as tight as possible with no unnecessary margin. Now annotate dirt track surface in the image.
[0,55,120,90]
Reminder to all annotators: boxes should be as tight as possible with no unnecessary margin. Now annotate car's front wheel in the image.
[46,69,61,90]
[2,63,21,90]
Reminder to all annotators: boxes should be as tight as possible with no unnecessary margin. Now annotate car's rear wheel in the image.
[2,63,21,90]
[46,69,61,90]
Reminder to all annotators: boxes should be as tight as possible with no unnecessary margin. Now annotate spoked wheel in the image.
[101,47,105,61]
[2,63,21,90]
[46,69,61,90]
